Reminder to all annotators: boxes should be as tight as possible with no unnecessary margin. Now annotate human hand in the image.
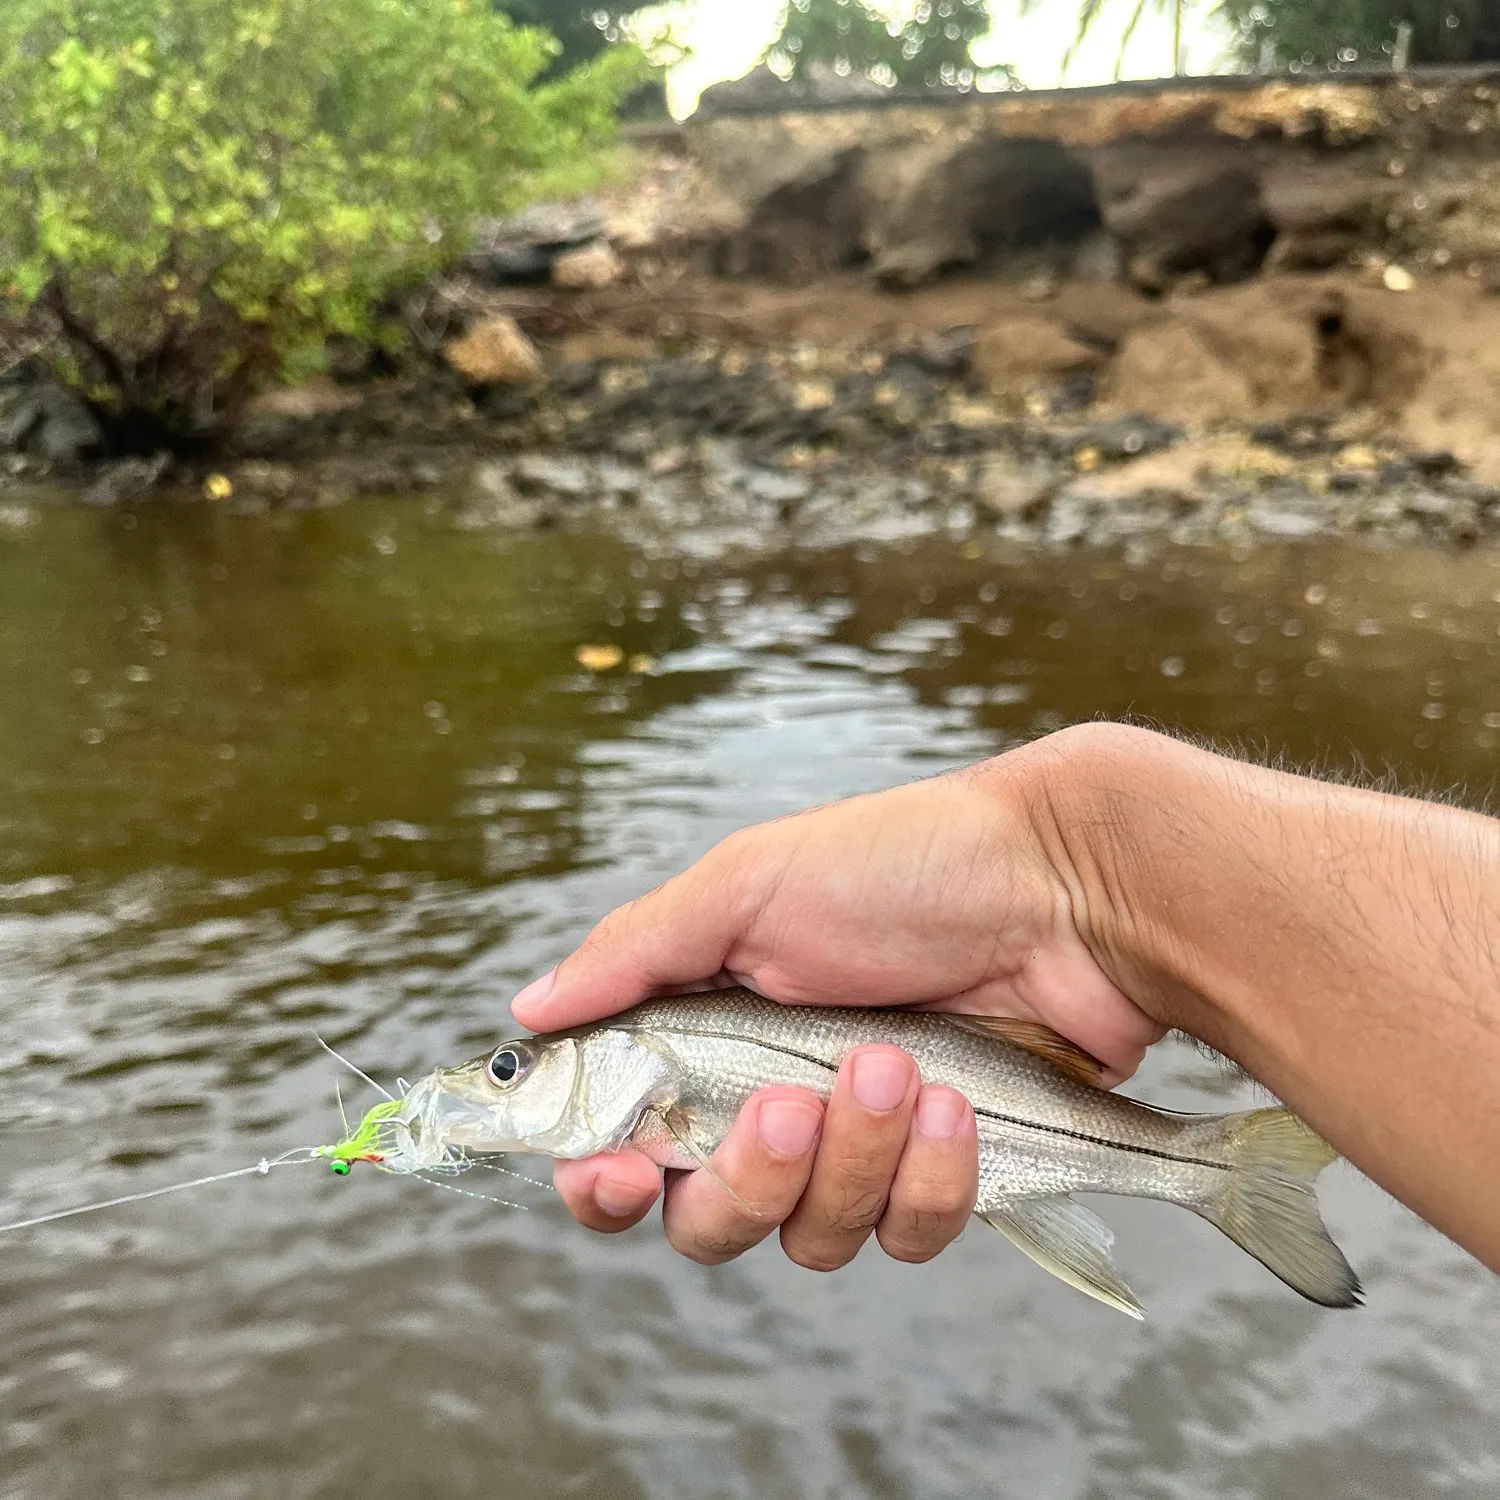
[511,730,1165,1268]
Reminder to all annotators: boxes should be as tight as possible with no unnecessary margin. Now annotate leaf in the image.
[575,644,624,671]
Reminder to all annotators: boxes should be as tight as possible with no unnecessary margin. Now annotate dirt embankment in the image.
[9,69,1500,554]
[0,259,1471,559]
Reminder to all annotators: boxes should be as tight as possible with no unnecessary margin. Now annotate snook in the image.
[395,992,1361,1318]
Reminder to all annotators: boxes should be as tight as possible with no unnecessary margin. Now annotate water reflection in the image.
[0,499,1496,1500]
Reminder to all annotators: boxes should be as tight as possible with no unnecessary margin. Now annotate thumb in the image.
[510,836,763,1032]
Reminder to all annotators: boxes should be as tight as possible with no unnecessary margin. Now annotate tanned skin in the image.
[510,723,1500,1278]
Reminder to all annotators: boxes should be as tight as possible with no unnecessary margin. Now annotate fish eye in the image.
[487,1045,530,1087]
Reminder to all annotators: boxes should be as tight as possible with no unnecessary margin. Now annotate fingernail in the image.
[916,1087,965,1141]
[852,1050,911,1112]
[511,968,555,1017]
[593,1176,646,1218]
[758,1098,821,1158]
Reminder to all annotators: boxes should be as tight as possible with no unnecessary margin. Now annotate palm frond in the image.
[1114,0,1151,77]
[1060,0,1109,81]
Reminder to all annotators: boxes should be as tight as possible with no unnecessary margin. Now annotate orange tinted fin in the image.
[947,1015,1108,1089]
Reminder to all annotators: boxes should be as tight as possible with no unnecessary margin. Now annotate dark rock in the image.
[0,393,41,450]
[895,326,976,378]
[1410,450,1462,478]
[81,453,170,505]
[1262,162,1395,273]
[1071,414,1181,461]
[863,137,1101,288]
[1249,417,1340,457]
[512,452,593,498]
[1437,476,1500,510]
[34,387,104,463]
[466,201,607,285]
[1047,369,1098,415]
[1071,142,1273,291]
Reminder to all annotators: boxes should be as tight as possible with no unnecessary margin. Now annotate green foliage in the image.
[769,0,1004,90]
[1219,0,1500,69]
[493,1,648,72]
[0,0,646,441]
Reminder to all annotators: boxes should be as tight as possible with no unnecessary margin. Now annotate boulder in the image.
[466,200,605,284]
[443,315,543,386]
[35,387,103,463]
[0,383,103,462]
[863,136,1101,288]
[551,241,624,290]
[1074,142,1274,290]
[974,456,1059,519]
[970,316,1102,394]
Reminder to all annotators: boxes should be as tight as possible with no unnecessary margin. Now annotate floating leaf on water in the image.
[203,473,233,500]
[575,644,623,672]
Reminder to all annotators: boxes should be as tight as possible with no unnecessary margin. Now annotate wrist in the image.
[1009,722,1236,1041]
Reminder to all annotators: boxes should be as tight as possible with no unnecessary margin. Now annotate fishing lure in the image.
[0,1043,543,1239]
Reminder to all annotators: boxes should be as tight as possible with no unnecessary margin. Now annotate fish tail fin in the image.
[1188,1107,1362,1309]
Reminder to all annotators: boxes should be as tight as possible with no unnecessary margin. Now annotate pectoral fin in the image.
[982,1197,1145,1320]
[648,1106,750,1210]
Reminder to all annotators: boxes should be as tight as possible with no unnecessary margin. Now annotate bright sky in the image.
[652,0,1236,116]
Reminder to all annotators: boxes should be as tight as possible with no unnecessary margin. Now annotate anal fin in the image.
[982,1197,1145,1320]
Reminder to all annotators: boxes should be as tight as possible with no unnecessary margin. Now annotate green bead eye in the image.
[330,1159,352,1176]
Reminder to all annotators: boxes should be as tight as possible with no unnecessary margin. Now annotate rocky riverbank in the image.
[2,276,1495,558]
[10,66,1500,557]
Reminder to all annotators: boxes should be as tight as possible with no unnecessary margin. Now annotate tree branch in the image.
[42,277,133,403]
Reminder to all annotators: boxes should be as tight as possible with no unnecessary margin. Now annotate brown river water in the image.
[0,497,1497,1500]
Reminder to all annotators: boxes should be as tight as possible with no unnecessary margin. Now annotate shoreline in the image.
[4,269,1500,557]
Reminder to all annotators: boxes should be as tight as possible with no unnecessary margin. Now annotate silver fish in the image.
[395,991,1361,1318]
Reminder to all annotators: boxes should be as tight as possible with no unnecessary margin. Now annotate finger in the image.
[552,1149,662,1233]
[511,831,774,1032]
[875,1085,978,1263]
[779,1045,919,1272]
[660,1089,823,1265]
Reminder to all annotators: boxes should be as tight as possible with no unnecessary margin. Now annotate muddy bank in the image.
[3,266,1496,559]
[688,69,1500,293]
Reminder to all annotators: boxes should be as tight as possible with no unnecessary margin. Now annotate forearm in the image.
[1031,724,1500,1271]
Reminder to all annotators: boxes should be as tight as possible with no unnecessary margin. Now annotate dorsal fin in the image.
[946,1015,1108,1089]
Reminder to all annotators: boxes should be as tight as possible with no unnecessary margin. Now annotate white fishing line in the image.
[0,1148,321,1237]
[313,1035,396,1101]
[406,1171,529,1212]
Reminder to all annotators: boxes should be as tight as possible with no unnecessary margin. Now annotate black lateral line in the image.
[624,1023,1232,1173]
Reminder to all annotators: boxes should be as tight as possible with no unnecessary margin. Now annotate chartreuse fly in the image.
[0,1042,544,1239]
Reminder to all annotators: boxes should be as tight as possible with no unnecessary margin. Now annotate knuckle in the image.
[824,1185,888,1237]
[876,1209,957,1264]
[902,1174,976,1222]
